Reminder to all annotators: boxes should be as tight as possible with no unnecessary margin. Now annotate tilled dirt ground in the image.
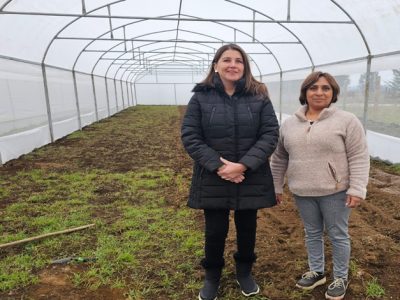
[1,106,399,300]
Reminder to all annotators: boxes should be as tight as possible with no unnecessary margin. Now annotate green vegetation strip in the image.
[0,168,203,299]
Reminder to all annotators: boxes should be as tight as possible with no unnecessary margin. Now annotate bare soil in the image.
[1,106,399,300]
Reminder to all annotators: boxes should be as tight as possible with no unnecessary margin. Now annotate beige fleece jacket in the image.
[271,105,370,199]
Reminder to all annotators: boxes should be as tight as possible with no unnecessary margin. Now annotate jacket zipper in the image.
[233,96,239,209]
[208,106,216,126]
[306,120,316,143]
[247,105,254,126]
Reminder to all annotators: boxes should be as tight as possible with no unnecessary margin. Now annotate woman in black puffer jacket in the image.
[181,44,279,300]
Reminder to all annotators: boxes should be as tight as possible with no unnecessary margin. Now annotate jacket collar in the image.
[295,105,338,122]
[212,72,246,95]
[192,73,246,95]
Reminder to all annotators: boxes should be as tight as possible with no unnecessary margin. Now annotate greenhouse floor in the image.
[0,106,399,299]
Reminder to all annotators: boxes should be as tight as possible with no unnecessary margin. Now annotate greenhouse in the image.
[1,1,400,300]
[1,0,400,164]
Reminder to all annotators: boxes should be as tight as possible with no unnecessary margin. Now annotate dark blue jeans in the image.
[201,209,257,269]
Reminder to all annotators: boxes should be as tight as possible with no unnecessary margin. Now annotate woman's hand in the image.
[217,157,247,183]
[276,193,283,205]
[346,195,362,208]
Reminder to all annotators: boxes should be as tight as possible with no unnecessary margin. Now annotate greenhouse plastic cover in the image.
[0,0,400,163]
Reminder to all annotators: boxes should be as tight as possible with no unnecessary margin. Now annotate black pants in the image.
[201,209,258,269]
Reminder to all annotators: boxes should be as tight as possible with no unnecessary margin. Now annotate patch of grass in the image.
[1,105,396,299]
[365,277,385,298]
[371,159,400,176]
[349,259,359,277]
[288,289,312,299]
[68,169,204,298]
[0,165,202,298]
[0,254,44,291]
[65,130,88,140]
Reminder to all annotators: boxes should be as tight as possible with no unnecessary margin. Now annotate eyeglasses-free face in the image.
[214,49,244,89]
[306,76,334,111]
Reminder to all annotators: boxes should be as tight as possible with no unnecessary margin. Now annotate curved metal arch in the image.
[88,21,266,80]
[0,0,13,10]
[123,42,266,84]
[124,46,265,85]
[118,51,207,73]
[118,41,265,85]
[114,42,215,84]
[0,0,127,141]
[163,13,277,75]
[68,11,277,81]
[119,52,208,82]
[85,15,183,72]
[39,0,126,65]
[226,0,315,71]
[131,60,199,83]
[125,56,209,83]
[90,27,221,77]
[96,17,277,82]
[116,44,211,81]
[122,44,214,82]
[101,29,224,82]
[329,0,370,55]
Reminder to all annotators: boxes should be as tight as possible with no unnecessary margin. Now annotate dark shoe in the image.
[325,278,348,300]
[236,262,260,297]
[296,271,326,290]
[198,268,222,300]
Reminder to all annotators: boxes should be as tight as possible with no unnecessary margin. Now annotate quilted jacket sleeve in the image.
[181,94,224,172]
[239,99,279,170]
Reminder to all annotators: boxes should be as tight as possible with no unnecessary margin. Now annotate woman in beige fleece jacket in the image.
[271,71,370,300]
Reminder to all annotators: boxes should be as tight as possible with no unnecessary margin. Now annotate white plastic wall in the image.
[93,75,109,120]
[0,61,134,164]
[0,58,51,163]
[46,67,80,140]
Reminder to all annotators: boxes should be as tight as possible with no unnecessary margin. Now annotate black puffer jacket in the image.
[181,75,279,210]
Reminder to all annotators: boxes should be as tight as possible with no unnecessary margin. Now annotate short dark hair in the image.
[299,71,340,105]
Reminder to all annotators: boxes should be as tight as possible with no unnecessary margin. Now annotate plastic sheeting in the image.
[1,0,400,163]
[1,0,399,77]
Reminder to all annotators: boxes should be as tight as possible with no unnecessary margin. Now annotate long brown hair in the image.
[201,44,269,97]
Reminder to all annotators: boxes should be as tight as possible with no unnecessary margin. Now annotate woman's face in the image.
[214,49,244,87]
[306,76,333,111]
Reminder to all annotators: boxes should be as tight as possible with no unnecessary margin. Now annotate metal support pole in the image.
[362,55,372,131]
[134,82,138,105]
[107,5,113,39]
[130,83,134,106]
[279,71,283,124]
[72,71,82,130]
[90,74,99,121]
[123,26,126,51]
[120,80,125,108]
[41,64,55,141]
[113,79,118,111]
[104,77,111,116]
[81,0,86,14]
[174,83,177,105]
[252,11,256,42]
[125,81,130,106]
